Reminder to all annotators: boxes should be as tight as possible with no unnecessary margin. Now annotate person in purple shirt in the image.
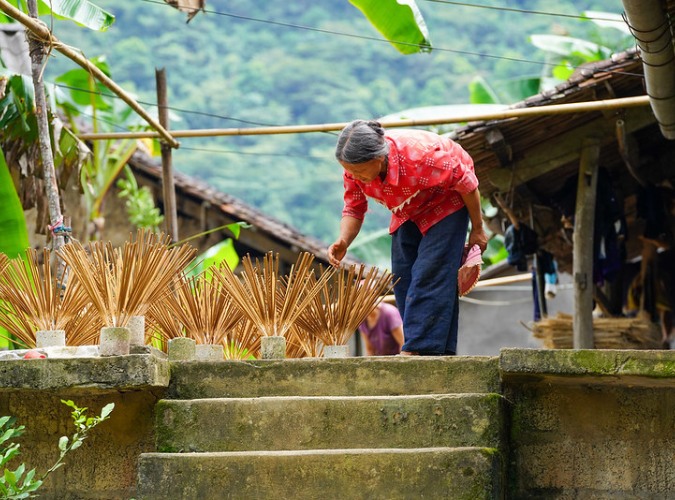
[358,302,404,356]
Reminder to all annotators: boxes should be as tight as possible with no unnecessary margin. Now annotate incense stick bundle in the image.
[297,264,396,347]
[0,248,93,347]
[58,230,196,328]
[213,251,334,339]
[286,324,323,357]
[223,320,261,360]
[166,273,244,345]
[532,312,662,349]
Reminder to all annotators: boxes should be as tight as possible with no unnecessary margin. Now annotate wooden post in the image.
[573,138,600,349]
[155,68,178,242]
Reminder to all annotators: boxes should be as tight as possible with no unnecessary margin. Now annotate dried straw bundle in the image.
[532,312,663,349]
[213,251,334,338]
[165,273,244,345]
[0,249,94,347]
[297,264,396,347]
[58,230,196,328]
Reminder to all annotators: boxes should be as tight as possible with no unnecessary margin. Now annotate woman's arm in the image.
[360,331,375,356]
[461,188,489,252]
[328,215,363,267]
[390,325,404,349]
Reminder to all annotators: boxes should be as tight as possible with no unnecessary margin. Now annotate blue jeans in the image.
[391,208,469,355]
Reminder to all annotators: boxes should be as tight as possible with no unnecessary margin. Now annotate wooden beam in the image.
[573,138,601,349]
[156,68,178,242]
[487,106,655,190]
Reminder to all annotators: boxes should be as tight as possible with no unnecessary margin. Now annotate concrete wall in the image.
[0,355,168,500]
[501,349,675,499]
[1,390,163,499]
[0,350,672,498]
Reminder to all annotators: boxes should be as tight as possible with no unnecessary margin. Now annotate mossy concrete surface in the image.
[137,447,501,500]
[0,353,169,392]
[500,348,675,386]
[0,353,169,499]
[168,356,500,399]
[502,349,675,498]
[155,393,504,452]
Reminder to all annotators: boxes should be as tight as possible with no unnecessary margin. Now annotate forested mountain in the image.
[44,0,622,246]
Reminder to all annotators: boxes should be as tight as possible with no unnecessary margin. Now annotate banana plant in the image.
[470,11,634,105]
[0,0,115,253]
[349,0,431,54]
[0,0,114,31]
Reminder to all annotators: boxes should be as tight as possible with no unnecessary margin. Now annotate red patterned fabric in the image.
[342,129,479,235]
[458,244,483,296]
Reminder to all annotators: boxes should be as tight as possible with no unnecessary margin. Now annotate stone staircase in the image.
[137,356,506,499]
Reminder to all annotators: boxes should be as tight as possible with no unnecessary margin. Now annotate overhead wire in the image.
[48,0,643,131]
[420,1,622,22]
[136,0,601,68]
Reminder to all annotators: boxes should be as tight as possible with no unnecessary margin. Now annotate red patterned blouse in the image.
[341,129,478,235]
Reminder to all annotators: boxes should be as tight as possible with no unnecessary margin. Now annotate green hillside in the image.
[43,0,623,246]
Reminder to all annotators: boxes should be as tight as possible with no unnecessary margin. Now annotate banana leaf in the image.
[349,0,431,54]
[0,0,114,31]
[0,148,29,259]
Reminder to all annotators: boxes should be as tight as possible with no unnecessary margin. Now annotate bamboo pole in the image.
[76,95,651,141]
[0,0,179,149]
[156,68,178,242]
[573,138,600,349]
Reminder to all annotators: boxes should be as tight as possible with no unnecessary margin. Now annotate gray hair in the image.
[335,120,389,164]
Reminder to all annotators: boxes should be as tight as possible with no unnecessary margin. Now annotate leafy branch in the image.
[0,400,114,499]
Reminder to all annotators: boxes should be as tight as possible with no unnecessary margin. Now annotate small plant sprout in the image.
[0,400,114,498]
[49,401,115,476]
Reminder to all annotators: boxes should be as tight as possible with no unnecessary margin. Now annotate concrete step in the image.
[155,393,504,452]
[137,447,502,500]
[168,356,500,399]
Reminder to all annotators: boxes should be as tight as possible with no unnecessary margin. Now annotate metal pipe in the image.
[622,0,675,139]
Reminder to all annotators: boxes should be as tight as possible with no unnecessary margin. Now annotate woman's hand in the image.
[468,227,489,253]
[328,239,348,268]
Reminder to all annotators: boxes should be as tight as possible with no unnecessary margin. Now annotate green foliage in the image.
[0,149,29,260]
[183,222,250,277]
[55,58,166,237]
[348,0,431,54]
[38,0,623,259]
[0,400,113,499]
[116,167,164,231]
[0,0,114,31]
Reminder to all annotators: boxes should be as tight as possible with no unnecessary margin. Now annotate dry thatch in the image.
[213,251,334,339]
[58,230,196,329]
[532,312,663,349]
[0,248,97,347]
[296,264,396,347]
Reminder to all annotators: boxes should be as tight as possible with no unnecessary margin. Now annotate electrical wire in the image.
[137,0,582,68]
[49,1,644,137]
[420,1,622,22]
